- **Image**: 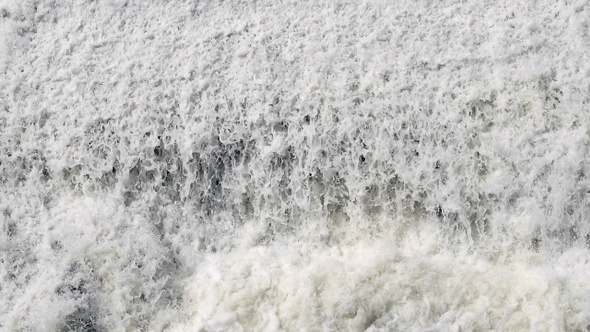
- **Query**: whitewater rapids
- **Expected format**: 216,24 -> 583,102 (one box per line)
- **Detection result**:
1,0 -> 590,331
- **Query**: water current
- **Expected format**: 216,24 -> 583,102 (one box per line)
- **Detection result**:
1,0 -> 590,330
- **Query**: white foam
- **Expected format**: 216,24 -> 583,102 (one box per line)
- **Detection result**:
1,0 -> 590,330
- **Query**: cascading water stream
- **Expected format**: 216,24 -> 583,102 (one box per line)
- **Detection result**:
1,0 -> 590,330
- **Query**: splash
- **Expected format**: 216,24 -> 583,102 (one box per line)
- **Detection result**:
1,0 -> 590,330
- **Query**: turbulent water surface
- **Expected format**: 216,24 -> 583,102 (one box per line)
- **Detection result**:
1,0 -> 590,331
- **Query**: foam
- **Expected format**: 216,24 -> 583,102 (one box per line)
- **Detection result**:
1,0 -> 590,330
172,225 -> 590,331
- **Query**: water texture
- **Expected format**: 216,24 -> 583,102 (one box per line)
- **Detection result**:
1,0 -> 590,330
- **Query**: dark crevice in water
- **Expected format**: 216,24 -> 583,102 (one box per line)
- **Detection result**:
60,307 -> 102,332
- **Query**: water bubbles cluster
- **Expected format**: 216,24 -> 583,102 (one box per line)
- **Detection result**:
1,0 -> 590,330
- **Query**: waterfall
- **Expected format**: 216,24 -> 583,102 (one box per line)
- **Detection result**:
1,0 -> 590,330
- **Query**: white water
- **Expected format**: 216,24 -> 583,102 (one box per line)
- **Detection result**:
1,0 -> 590,331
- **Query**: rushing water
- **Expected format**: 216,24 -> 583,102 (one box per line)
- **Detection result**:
1,0 -> 590,331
